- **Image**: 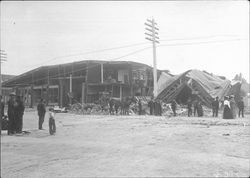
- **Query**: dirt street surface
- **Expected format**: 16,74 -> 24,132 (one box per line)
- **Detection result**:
1,111 -> 250,178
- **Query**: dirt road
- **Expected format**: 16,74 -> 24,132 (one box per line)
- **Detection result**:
1,111 -> 250,177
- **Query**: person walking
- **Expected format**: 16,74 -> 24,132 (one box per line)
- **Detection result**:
37,99 -> 46,130
237,97 -> 244,118
7,93 -> 16,135
48,108 -> 56,135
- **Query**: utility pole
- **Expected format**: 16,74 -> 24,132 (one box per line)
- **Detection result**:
145,18 -> 159,98
0,50 -> 7,135
0,50 -> 7,96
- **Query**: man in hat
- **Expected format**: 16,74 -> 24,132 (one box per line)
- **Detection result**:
148,97 -> 154,115
237,97 -> 244,118
15,95 -> 25,133
212,97 -> 219,117
7,92 -> 16,135
37,99 -> 46,130
138,99 -> 142,115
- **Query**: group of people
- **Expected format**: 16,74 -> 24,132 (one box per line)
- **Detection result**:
175,98 -> 204,117
2,93 -> 56,135
148,98 -> 162,116
37,99 -> 56,135
6,93 -> 25,135
223,95 -> 244,119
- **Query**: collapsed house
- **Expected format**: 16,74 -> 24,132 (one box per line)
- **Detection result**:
3,60 -> 164,107
156,69 -> 241,107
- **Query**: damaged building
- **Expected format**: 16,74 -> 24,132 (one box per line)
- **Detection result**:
3,60 -> 162,107
156,69 -> 242,107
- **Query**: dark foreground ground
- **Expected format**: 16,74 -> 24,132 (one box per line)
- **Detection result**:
1,111 -> 250,178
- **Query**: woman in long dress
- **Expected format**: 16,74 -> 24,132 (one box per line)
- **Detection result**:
223,96 -> 233,119
229,95 -> 237,119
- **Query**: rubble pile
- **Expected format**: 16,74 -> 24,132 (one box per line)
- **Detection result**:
68,100 -> 219,117
69,103 -> 109,115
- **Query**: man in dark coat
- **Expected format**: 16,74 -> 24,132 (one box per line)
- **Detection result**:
37,99 -> 46,130
109,98 -> 114,115
187,98 -> 192,117
214,97 -> 219,117
138,99 -> 142,115
154,99 -> 159,116
148,97 -> 154,115
193,99 -> 199,117
197,101 -> 203,117
1,95 -> 4,118
237,97 -> 244,118
171,100 -> 177,117
7,93 -> 16,135
15,96 -> 25,133
212,97 -> 219,117
157,100 -> 162,116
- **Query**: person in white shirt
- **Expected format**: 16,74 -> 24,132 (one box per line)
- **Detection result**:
48,108 -> 56,135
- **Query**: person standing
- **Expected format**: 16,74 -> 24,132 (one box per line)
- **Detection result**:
229,95 -> 237,119
7,93 -> 16,135
138,99 -> 142,115
171,100 -> 177,117
211,98 -> 216,117
223,96 -> 233,119
197,101 -> 203,117
153,99 -> 158,116
193,99 -> 198,117
48,108 -> 56,135
37,99 -> 46,130
109,98 -> 114,115
1,95 -> 4,118
214,97 -> 219,117
158,100 -> 162,116
187,98 -> 192,117
237,97 -> 244,118
148,97 -> 154,115
15,96 -> 25,133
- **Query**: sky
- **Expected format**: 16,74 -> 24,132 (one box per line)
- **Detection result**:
1,1 -> 249,82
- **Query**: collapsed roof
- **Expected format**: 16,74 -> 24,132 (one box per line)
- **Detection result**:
156,69 -> 241,107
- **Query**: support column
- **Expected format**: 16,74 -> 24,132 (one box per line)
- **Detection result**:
46,68 -> 50,106
85,63 -> 89,103
30,85 -> 34,108
120,84 -> 122,100
69,74 -> 72,105
101,63 -> 103,83
59,79 -> 63,107
129,64 -> 133,96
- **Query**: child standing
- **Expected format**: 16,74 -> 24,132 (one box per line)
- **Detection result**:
48,108 -> 56,135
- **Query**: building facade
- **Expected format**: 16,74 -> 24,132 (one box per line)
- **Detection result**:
3,60 -> 160,107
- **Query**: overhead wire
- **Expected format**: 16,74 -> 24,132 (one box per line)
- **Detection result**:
6,37 -> 247,86
7,46 -> 152,86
